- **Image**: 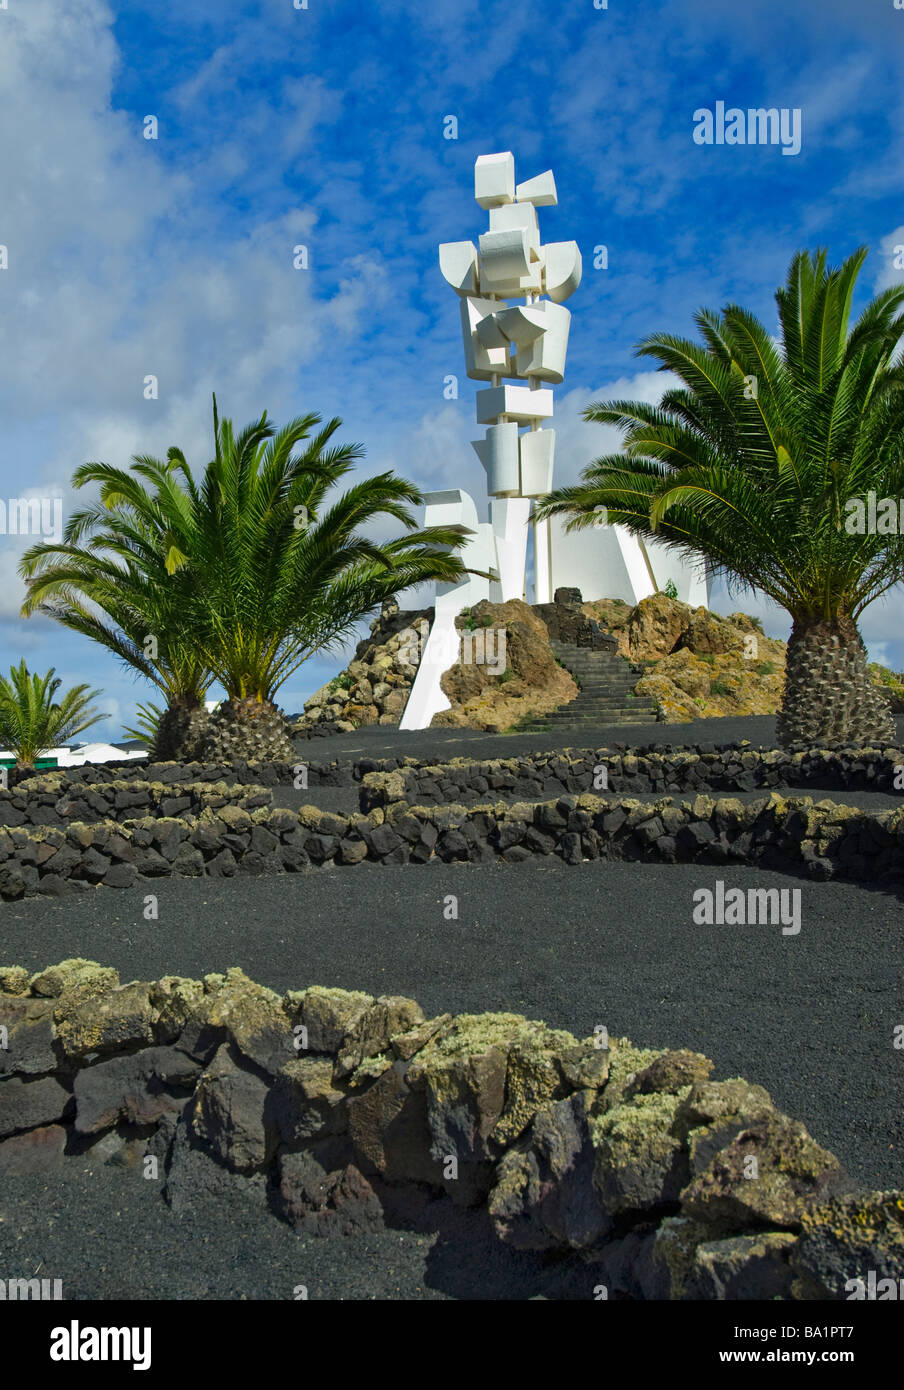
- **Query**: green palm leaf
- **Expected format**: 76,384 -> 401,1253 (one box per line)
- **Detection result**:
534,247 -> 904,745
0,663 -> 105,767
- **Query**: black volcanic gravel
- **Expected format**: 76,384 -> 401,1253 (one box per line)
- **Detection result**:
3,712 -> 904,1300
1,858 -> 902,1300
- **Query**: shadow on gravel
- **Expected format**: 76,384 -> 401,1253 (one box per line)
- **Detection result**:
374,1184 -> 607,1301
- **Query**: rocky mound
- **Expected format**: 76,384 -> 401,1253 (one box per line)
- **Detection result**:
433,599 -> 577,733
294,597 -> 577,736
296,591 -> 789,732
869,663 -> 904,714
297,599 -> 430,733
293,585 -> 904,735
585,594 -> 787,722
2,958 -> 901,1299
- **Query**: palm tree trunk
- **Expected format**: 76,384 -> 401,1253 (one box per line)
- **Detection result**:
203,697 -> 295,762
776,615 -> 895,747
152,697 -> 211,762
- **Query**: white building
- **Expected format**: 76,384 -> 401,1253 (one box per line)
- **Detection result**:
0,741 -> 147,769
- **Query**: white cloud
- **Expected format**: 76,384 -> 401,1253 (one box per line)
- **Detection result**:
874,226 -> 904,292
0,1 -> 392,635
867,641 -> 893,668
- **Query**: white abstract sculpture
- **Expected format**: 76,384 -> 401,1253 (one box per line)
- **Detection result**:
400,152 -> 578,730
399,152 -> 709,730
443,151 -> 580,609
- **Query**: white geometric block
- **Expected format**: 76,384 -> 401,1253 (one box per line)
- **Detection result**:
519,428 -> 555,496
439,241 -> 479,296
473,422 -> 520,496
478,227 -> 531,287
399,488 -> 495,732
515,170 -> 558,206
510,301 -> 571,383
480,265 -> 544,298
532,508 -> 552,603
547,514 -> 653,606
475,152 -> 515,209
489,496 -> 531,602
476,384 -> 554,424
474,311 -> 509,351
488,201 -> 540,256
543,240 -> 583,302
460,296 -> 510,380
643,534 -> 711,606
494,304 -> 548,346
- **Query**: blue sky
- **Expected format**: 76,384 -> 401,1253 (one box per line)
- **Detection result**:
1,0 -> 903,738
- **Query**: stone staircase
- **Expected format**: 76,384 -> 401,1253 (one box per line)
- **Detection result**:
518,640 -> 659,731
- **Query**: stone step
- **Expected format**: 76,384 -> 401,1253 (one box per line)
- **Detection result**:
562,665 -> 640,677
558,709 -> 656,717
559,692 -> 654,704
519,715 -> 659,730
551,697 -> 658,710
566,687 -> 648,696
551,649 -> 629,659
562,698 -> 654,708
546,710 -> 658,722
561,661 -> 636,669
554,657 -> 636,669
567,691 -> 653,700
545,713 -> 658,722
564,669 -> 641,679
532,638 -> 660,729
552,648 -> 627,657
541,722 -> 658,730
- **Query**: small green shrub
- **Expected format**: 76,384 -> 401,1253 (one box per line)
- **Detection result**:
710,680 -> 733,697
462,611 -> 495,631
755,660 -> 777,676
869,662 -> 903,689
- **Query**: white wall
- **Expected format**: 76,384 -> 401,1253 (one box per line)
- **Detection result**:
547,516 -> 710,607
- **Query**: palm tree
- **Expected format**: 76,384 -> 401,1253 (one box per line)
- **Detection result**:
534,248 -> 904,746
0,662 -> 105,769
122,700 -> 165,748
21,398 -> 474,760
19,458 -> 212,759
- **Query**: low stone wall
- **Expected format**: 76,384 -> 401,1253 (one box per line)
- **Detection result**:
9,758 -> 360,790
0,959 -> 899,1299
1,791 -> 903,899
8,760 -> 301,789
11,744 -> 903,801
0,777 -> 271,829
358,745 -> 904,807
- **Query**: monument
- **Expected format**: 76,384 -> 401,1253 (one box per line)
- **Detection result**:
399,152 -> 709,730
